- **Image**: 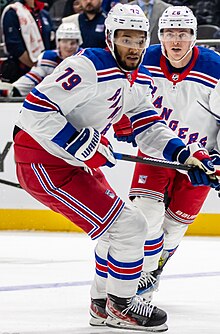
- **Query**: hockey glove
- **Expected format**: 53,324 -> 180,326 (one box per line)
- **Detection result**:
65,127 -> 116,169
176,143 -> 219,188
113,114 -> 137,147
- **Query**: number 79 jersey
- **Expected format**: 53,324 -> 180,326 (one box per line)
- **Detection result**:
16,47 -> 185,167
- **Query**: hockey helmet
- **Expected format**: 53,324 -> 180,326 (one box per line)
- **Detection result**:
105,3 -> 150,55
56,23 -> 82,46
158,6 -> 197,42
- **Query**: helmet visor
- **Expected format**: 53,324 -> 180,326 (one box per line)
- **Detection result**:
113,36 -> 147,49
160,31 -> 194,42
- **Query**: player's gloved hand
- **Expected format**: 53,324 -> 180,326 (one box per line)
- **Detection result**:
176,143 -> 219,188
65,127 -> 116,169
113,114 -> 137,147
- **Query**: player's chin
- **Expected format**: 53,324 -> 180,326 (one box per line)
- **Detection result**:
125,59 -> 140,70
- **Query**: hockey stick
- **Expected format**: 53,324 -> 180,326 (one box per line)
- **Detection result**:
0,179 -> 22,188
114,152 -> 191,171
114,152 -> 220,177
197,100 -> 220,120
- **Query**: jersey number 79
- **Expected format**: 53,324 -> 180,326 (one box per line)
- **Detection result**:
56,67 -> 81,90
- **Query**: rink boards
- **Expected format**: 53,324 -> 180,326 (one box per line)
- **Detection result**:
0,100 -> 220,236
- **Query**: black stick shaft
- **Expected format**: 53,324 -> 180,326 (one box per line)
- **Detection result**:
114,152 -> 191,171
0,179 -> 22,188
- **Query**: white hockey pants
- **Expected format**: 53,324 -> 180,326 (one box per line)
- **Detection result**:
132,197 -> 188,272
90,203 -> 148,299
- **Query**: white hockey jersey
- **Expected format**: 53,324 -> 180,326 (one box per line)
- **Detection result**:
142,45 -> 220,151
16,48 -> 186,167
13,50 -> 63,97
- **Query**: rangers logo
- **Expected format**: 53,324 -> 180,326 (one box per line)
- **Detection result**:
172,73 -> 179,81
105,189 -> 115,199
138,175 -> 147,184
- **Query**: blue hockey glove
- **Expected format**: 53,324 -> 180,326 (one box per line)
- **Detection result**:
113,114 -> 137,147
65,127 -> 116,169
176,143 -> 219,188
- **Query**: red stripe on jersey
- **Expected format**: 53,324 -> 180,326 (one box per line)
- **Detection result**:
189,71 -> 218,84
108,262 -> 143,275
144,239 -> 163,251
96,263 -> 108,273
26,92 -> 58,110
133,115 -> 162,130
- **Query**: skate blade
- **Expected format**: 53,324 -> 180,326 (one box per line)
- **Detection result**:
89,317 -> 106,326
106,316 -> 168,332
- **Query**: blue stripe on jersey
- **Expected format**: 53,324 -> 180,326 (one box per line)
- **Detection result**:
133,120 -> 165,137
108,253 -> 143,280
98,74 -> 125,82
24,88 -> 62,113
144,244 -> 163,256
185,77 -> 216,88
163,137 -> 185,161
135,79 -> 153,86
144,234 -> 164,256
145,234 -> 164,245
95,252 -> 108,278
108,253 -> 143,268
108,269 -> 141,280
130,110 -> 166,136
51,122 -> 77,148
23,100 -> 48,112
95,252 -> 107,266
96,269 -> 108,278
149,72 -> 165,79
24,74 -> 40,85
130,110 -> 159,123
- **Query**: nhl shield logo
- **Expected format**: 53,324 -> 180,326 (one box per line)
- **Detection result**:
172,73 -> 179,81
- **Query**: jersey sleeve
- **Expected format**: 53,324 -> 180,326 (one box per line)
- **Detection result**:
16,54 -> 98,166
13,52 -> 58,97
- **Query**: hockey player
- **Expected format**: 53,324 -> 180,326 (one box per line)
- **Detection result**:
114,6 -> 220,301
13,3 -> 218,331
11,22 -> 82,97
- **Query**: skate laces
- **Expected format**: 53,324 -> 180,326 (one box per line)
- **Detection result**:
121,296 -> 154,318
138,271 -> 158,291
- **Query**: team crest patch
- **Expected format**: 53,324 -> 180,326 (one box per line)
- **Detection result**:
138,175 -> 147,184
105,189 -> 115,199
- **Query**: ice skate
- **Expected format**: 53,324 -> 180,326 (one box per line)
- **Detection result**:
137,250 -> 171,300
137,270 -> 161,301
106,293 -> 168,332
89,298 -> 107,326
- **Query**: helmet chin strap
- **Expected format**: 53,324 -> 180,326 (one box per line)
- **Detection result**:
161,40 -> 195,64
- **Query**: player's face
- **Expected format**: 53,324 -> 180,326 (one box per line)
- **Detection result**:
114,30 -> 147,71
59,39 -> 79,59
161,28 -> 193,64
80,0 -> 102,14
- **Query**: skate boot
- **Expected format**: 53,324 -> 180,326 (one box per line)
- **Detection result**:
137,270 -> 161,301
106,293 -> 168,332
89,298 -> 107,326
137,250 -> 172,301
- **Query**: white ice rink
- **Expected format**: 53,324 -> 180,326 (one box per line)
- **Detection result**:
0,231 -> 220,334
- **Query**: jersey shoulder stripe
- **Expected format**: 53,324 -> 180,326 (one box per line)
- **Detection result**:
24,88 -> 61,113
